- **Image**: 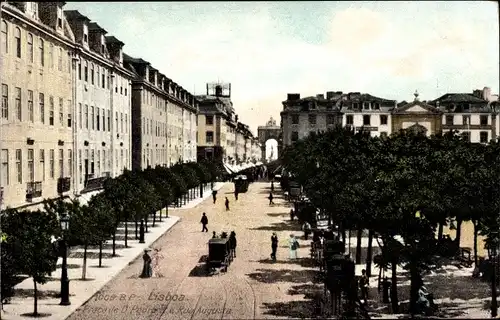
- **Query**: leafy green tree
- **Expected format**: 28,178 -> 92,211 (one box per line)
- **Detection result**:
16,209 -> 59,316
145,166 -> 173,224
104,174 -> 134,250
87,193 -> 116,267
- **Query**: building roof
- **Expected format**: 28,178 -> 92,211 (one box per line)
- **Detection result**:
433,93 -> 488,104
88,22 -> 107,34
105,36 -> 124,46
64,10 -> 91,22
123,52 -> 149,65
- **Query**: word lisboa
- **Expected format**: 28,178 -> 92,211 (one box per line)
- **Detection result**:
148,290 -> 185,301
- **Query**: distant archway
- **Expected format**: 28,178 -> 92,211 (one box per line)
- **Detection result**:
258,117 -> 282,163
265,139 -> 278,162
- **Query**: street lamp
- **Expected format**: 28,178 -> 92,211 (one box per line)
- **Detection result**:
59,213 -> 71,306
491,232 -> 499,318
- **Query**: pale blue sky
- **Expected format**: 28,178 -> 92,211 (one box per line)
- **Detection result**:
66,1 -> 499,133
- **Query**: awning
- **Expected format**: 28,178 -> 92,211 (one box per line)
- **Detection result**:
77,190 -> 103,206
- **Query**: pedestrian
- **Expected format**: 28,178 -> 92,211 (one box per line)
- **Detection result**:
271,232 -> 278,261
152,248 -> 164,277
290,209 -> 295,221
271,181 -> 274,192
268,192 -> 274,205
230,231 -> 237,257
360,269 -> 369,304
212,231 -> 217,238
225,197 -> 230,211
302,221 -> 312,240
288,234 -> 299,259
212,189 -> 217,204
140,249 -> 153,278
235,190 -> 239,201
200,213 -> 208,232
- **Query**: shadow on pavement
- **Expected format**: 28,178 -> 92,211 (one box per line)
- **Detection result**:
13,288 -> 76,300
246,268 -> 320,284
253,258 -> 318,268
55,263 -> 80,269
267,212 -> 291,218
68,251 -> 121,259
249,222 -> 301,232
20,312 -> 52,318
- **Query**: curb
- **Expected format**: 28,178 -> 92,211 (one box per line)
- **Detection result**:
65,216 -> 181,319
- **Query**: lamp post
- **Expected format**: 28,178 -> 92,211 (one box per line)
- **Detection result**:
139,219 -> 145,244
59,213 -> 71,305
491,232 -> 499,318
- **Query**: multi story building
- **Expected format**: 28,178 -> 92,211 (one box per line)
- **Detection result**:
236,122 -> 253,162
196,83 -> 235,163
65,10 -> 134,194
124,54 -> 198,170
1,2 -> 75,209
428,88 -> 498,143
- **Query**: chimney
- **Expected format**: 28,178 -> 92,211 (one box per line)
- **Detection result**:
287,93 -> 300,100
483,87 -> 492,101
316,94 -> 324,99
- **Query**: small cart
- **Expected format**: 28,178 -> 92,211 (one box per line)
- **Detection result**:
234,175 -> 249,193
206,238 -> 231,274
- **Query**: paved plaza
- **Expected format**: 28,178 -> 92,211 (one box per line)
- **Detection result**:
67,182 -> 317,320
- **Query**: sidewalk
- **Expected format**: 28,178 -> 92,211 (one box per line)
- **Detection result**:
2,183 -> 224,320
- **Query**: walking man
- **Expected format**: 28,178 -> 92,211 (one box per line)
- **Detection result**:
360,269 -> 369,304
212,189 -> 217,204
200,213 -> 208,232
271,232 -> 278,261
225,197 -> 230,211
302,221 -> 312,240
268,192 -> 274,205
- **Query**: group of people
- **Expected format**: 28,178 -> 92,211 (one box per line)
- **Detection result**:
140,248 -> 164,278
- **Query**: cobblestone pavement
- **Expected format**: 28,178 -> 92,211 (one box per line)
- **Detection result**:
67,182 -> 319,320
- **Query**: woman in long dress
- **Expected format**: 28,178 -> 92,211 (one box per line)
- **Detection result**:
140,249 -> 153,278
152,249 -> 164,277
289,234 -> 299,259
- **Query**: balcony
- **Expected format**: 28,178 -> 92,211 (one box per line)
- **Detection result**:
26,181 -> 43,202
57,177 -> 71,194
83,176 -> 108,193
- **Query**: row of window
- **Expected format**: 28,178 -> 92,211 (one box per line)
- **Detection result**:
1,20 -> 71,73
142,117 -> 167,137
289,130 -> 490,143
78,103 -> 128,133
445,115 -> 489,126
291,114 -> 389,126
0,148 -> 72,186
77,60 -> 129,97
1,84 -> 71,126
76,148 -> 128,185
142,148 -> 168,168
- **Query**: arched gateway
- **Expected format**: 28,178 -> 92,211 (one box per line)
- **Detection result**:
257,117 -> 282,162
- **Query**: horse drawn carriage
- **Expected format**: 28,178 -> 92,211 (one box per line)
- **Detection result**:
205,232 -> 237,274
234,175 -> 249,193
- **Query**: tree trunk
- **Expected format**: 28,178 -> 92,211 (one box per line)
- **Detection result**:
99,241 -> 103,267
455,218 -> 463,249
153,211 -> 156,227
378,265 -> 383,291
125,220 -> 129,248
356,229 -> 362,264
409,263 -> 419,315
473,219 -> 478,266
366,229 -> 374,277
134,219 -> 138,240
145,215 -> 149,233
391,256 -> 399,313
166,205 -> 169,218
82,243 -> 87,280
437,222 -> 444,240
33,280 -> 38,316
112,230 -> 117,256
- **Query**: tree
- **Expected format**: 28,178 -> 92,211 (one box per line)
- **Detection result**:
16,209 -> 58,316
87,193 -> 116,267
146,166 -> 173,224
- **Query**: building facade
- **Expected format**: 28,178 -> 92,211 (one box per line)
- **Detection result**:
124,54 -> 197,170
65,11 -> 134,194
1,2 -> 75,209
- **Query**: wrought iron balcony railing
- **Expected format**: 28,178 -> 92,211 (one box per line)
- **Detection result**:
26,181 -> 42,202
